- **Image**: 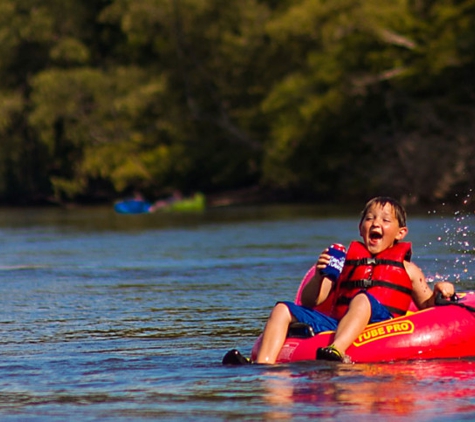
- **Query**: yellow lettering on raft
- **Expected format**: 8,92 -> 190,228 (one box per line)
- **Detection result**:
353,320 -> 415,347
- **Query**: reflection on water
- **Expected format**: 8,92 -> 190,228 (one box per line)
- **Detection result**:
260,360 -> 475,420
0,205 -> 474,420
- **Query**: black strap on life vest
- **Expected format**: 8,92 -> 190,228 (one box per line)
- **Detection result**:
344,258 -> 405,268
339,279 -> 413,294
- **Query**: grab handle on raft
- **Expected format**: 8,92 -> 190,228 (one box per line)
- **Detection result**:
435,292 -> 459,306
435,292 -> 475,313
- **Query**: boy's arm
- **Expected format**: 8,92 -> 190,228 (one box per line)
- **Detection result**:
405,261 -> 455,309
300,251 -> 333,308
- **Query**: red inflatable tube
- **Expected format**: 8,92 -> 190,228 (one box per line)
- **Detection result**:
251,268 -> 475,363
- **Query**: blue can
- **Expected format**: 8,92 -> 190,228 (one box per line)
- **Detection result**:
320,243 -> 346,282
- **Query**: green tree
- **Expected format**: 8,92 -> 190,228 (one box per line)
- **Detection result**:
99,0 -> 272,194
0,0 -> 105,202
1,0 -> 475,205
260,0 -> 475,203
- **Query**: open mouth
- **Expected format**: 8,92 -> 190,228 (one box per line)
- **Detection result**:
369,232 -> 382,241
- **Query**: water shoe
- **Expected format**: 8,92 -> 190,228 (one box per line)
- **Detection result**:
222,349 -> 251,365
316,345 -> 344,362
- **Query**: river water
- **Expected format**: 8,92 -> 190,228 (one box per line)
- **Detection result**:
0,204 -> 474,421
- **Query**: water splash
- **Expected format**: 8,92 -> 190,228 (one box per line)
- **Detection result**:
426,191 -> 475,284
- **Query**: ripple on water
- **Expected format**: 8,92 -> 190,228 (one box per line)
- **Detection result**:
0,207 -> 474,421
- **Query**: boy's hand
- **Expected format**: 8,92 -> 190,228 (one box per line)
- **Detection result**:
316,249 -> 331,273
434,281 -> 455,299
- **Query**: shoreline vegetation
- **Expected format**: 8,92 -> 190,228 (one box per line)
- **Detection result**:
1,2 -> 475,208
1,185 -> 473,218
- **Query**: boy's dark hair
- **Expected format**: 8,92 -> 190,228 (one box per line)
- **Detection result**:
360,197 -> 407,228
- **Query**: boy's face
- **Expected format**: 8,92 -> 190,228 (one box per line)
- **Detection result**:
359,202 -> 408,255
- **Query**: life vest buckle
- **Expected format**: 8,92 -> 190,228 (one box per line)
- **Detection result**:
362,279 -> 373,288
366,257 -> 377,265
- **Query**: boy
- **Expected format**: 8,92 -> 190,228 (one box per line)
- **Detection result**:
254,196 -> 455,364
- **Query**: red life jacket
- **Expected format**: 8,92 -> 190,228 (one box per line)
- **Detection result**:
331,241 -> 413,320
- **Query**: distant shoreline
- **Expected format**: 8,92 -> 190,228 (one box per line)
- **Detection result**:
0,186 -> 473,216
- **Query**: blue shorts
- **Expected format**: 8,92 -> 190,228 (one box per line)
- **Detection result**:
281,291 -> 393,334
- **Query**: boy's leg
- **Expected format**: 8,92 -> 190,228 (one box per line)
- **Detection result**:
318,292 -> 393,361
256,303 -> 294,364
331,292 -> 371,354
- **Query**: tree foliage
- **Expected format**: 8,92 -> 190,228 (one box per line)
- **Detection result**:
0,0 -> 474,205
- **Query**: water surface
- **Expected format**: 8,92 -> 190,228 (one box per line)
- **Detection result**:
0,205 -> 474,421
